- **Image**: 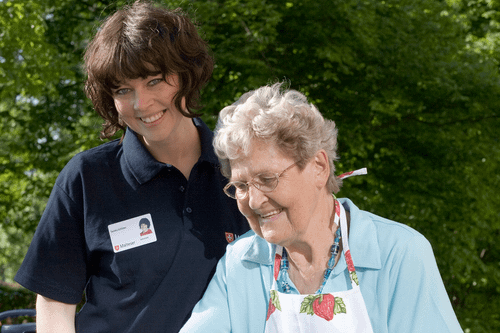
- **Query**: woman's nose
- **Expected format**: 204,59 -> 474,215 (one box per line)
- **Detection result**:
133,89 -> 154,111
247,185 -> 268,210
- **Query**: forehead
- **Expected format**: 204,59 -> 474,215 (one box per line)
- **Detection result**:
112,62 -> 162,84
229,140 -> 293,180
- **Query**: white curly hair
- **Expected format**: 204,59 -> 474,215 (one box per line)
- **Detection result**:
214,82 -> 342,193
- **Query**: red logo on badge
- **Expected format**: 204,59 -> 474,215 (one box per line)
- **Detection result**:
115,245 -> 120,251
225,232 -> 235,243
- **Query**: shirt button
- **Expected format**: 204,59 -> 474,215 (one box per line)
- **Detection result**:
186,207 -> 192,213
179,186 -> 185,192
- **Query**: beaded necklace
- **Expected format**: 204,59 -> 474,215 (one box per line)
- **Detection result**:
276,168 -> 367,295
279,220 -> 342,294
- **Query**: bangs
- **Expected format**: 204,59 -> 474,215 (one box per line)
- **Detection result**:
114,55 -> 158,83
104,45 -> 167,90
90,32 -> 172,91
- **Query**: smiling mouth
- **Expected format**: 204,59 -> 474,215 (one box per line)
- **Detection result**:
141,110 -> 165,123
259,209 -> 283,223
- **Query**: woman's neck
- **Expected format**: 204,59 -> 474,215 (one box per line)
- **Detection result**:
284,196 -> 341,294
141,118 -> 201,179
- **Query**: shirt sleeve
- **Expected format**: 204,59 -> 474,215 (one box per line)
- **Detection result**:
387,234 -> 463,333
179,254 -> 232,333
15,168 -> 88,304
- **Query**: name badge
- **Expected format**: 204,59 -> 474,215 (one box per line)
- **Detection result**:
108,213 -> 157,253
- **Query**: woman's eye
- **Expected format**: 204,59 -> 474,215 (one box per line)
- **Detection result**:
234,183 -> 247,190
257,175 -> 276,184
113,88 -> 130,96
149,78 -> 164,86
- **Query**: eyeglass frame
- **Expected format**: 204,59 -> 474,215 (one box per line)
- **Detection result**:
223,159 -> 302,200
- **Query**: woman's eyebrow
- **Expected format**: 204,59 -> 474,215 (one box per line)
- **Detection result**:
145,71 -> 163,77
230,168 -> 276,182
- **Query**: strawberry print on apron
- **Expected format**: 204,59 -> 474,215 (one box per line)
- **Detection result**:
264,193 -> 374,332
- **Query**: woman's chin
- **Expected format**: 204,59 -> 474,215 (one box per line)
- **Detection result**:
261,230 -> 286,245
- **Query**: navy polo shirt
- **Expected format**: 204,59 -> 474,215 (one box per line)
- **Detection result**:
15,118 -> 249,333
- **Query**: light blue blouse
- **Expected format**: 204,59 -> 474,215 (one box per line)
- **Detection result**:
180,198 -> 463,333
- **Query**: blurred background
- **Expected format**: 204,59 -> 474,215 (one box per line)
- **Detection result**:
0,0 -> 499,331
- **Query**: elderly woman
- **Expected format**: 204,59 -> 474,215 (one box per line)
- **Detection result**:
180,83 -> 463,332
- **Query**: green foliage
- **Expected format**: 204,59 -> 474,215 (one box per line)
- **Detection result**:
0,1 -> 67,100
0,283 -> 36,312
181,0 -> 282,128
0,283 -> 36,324
0,0 -> 499,331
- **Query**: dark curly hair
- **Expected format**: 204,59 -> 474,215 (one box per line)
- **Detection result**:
84,0 -> 214,139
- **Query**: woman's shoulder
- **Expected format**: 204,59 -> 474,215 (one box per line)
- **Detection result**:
68,139 -> 122,165
54,140 -> 122,186
343,198 -> 427,241
61,140 -> 121,171
369,212 -> 432,262
366,210 -> 427,242
342,198 -> 433,262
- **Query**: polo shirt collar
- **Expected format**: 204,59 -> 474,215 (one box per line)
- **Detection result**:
194,117 -> 219,165
339,198 -> 382,270
241,233 -> 274,265
241,198 -> 382,270
122,118 -> 219,185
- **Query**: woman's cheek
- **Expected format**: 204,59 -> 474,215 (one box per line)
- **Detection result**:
237,201 -> 263,237
236,199 -> 250,216
247,216 -> 262,233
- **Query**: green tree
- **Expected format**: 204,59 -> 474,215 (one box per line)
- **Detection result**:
259,1 -> 500,331
1,0 -> 499,331
0,0 -> 106,281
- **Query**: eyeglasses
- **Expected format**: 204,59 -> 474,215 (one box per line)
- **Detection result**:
223,160 -> 302,200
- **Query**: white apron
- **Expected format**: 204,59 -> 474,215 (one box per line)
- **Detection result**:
264,198 -> 374,332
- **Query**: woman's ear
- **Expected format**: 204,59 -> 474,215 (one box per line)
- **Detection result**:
312,150 -> 330,188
